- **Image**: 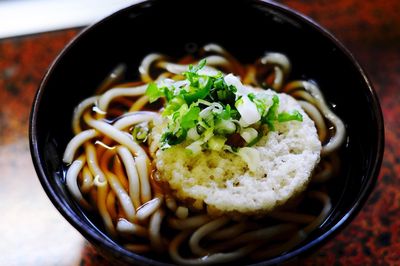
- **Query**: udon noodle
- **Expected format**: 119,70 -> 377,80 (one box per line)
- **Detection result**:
63,44 -> 345,264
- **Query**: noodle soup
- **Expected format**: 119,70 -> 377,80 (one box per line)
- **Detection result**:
62,44 -> 345,265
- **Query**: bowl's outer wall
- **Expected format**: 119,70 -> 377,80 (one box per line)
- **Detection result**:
30,0 -> 384,265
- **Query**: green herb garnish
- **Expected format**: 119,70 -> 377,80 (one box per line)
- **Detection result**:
132,122 -> 150,143
145,60 -> 303,152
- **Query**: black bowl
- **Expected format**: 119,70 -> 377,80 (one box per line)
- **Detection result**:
29,0 -> 384,265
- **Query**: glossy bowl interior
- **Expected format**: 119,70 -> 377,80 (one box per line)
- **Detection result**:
30,0 -> 384,265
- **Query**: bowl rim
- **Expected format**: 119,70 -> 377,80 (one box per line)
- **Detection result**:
29,0 -> 385,265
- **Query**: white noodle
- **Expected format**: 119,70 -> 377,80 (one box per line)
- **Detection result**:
157,61 -> 220,77
272,66 -> 284,90
116,218 -> 148,237
166,195 -> 177,211
63,129 -> 97,164
105,170 -> 136,222
169,231 -> 257,265
93,174 -> 106,187
65,157 -> 91,209
189,217 -> 230,256
312,160 -> 334,183
208,223 -> 248,240
113,111 -> 159,130
139,53 -> 166,82
202,43 -> 227,54
80,166 -> 93,193
202,44 -> 243,74
149,209 -> 165,252
135,155 -> 151,203
85,143 -> 107,183
252,192 -> 331,260
117,146 -> 141,209
299,100 -> 327,141
175,206 -> 189,219
201,55 -> 231,68
304,191 -> 331,233
85,119 -> 147,158
260,52 -> 291,75
97,84 -> 147,112
212,224 -> 297,253
92,105 -> 107,115
137,197 -> 163,221
93,174 -> 115,235
300,81 -> 346,155
168,215 -> 211,230
72,96 -> 98,134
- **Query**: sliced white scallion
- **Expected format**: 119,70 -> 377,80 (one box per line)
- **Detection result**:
187,127 -> 200,140
224,73 -> 248,95
199,106 -> 213,119
236,95 -> 261,127
215,119 -> 236,134
173,79 -> 190,89
240,128 -> 258,143
210,102 -> 224,113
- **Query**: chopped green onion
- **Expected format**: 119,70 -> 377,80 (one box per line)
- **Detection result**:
163,96 -> 186,116
240,128 -> 258,143
215,119 -> 236,134
132,122 -> 150,143
187,127 -> 200,140
263,95 -> 280,130
181,106 -> 201,129
147,60 -> 303,152
161,129 -> 187,147
146,83 -> 163,103
207,136 -> 227,151
278,110 -> 303,122
182,76 -> 212,104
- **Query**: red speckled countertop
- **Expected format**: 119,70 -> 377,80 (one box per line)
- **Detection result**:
1,1 -> 399,265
